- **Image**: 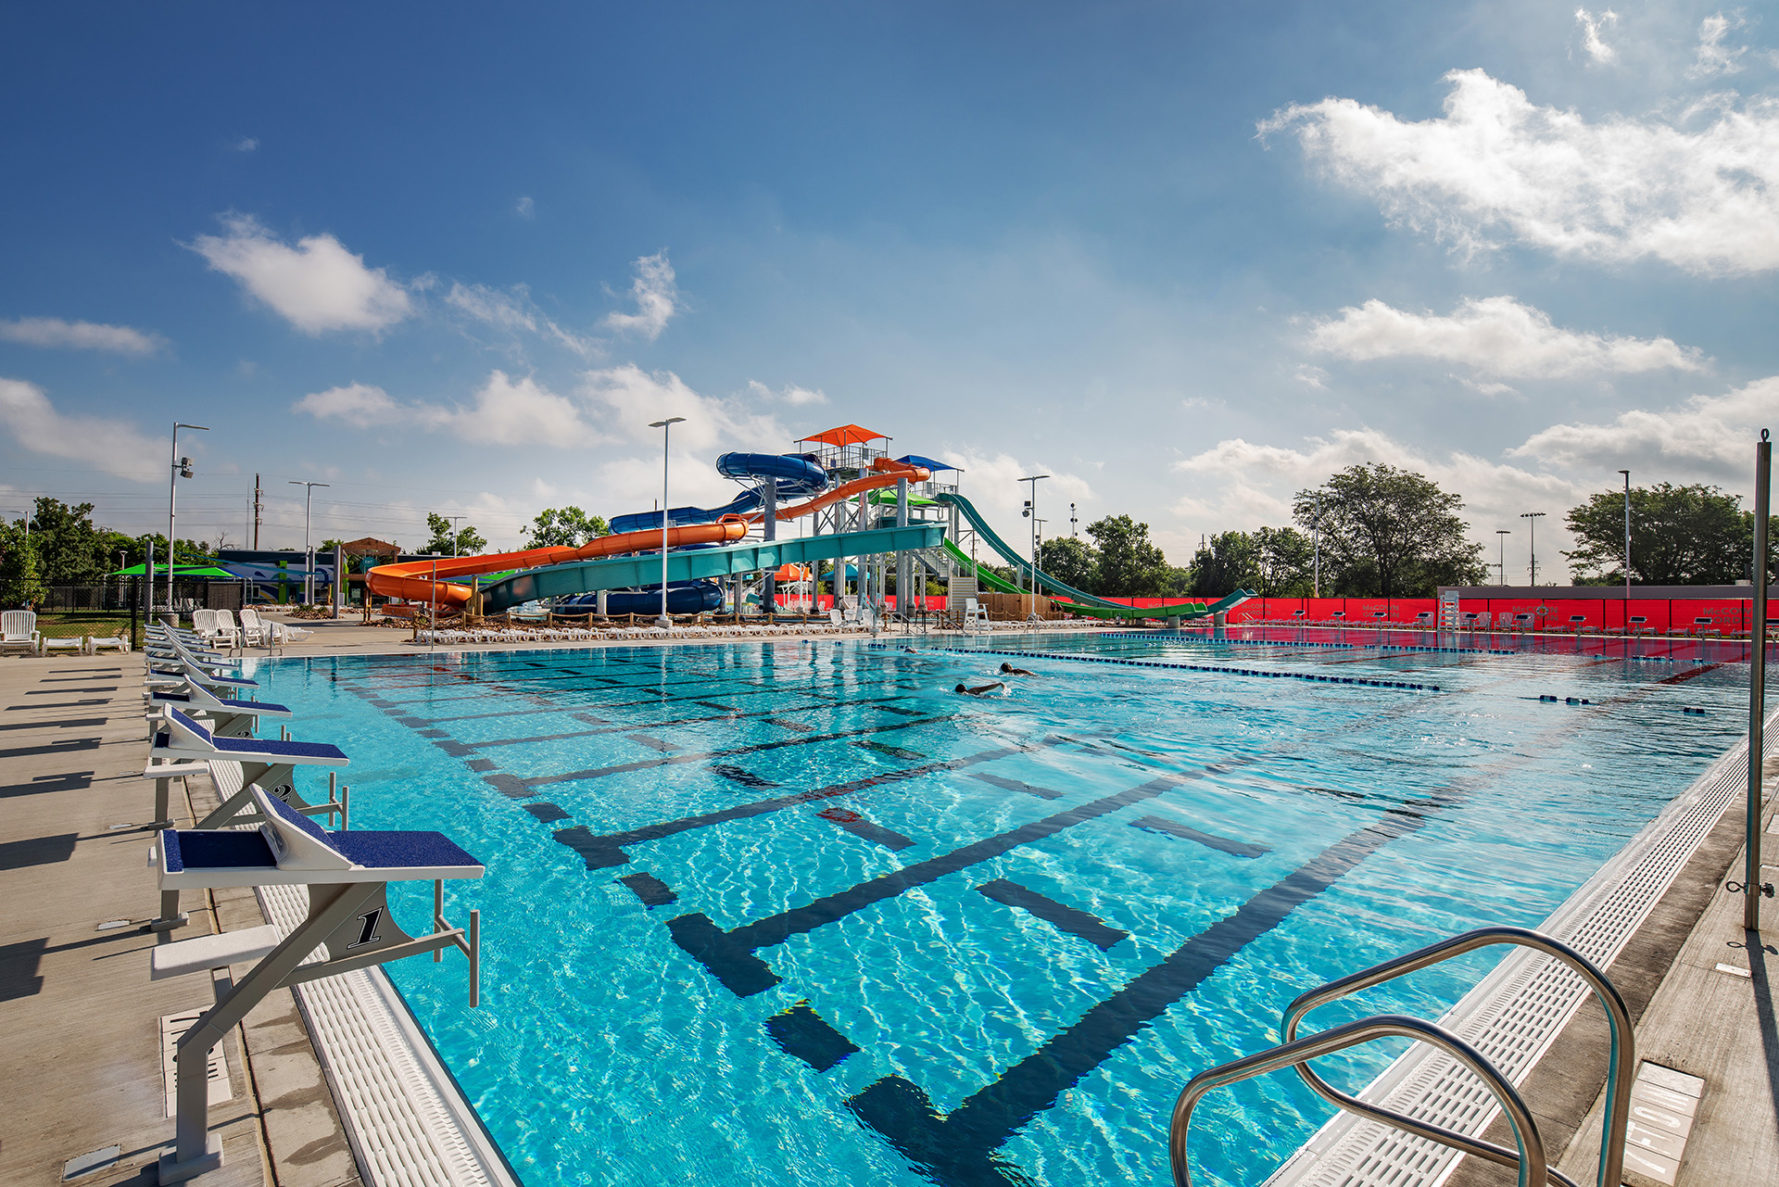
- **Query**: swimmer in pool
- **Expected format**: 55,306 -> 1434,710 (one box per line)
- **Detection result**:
954,681 -> 1006,696
999,662 -> 1036,676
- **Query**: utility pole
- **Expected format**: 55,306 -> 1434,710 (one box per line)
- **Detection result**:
253,473 -> 263,549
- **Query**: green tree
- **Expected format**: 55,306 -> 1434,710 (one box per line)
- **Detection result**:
0,522 -> 46,608
1188,531 -> 1261,596
423,513 -> 487,556
1292,464 -> 1486,596
1255,526 -> 1316,596
29,497 -> 108,583
1564,483 -> 1774,585
1085,515 -> 1172,596
525,506 -> 610,548
1036,536 -> 1098,591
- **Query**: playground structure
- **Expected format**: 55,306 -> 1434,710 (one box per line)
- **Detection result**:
368,423 -> 1247,625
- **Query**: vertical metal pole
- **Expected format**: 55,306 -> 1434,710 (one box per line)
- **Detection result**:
167,422 -> 178,619
1313,493 -> 1321,599
1746,431 -> 1770,932
146,538 -> 155,620
1619,469 -> 1632,601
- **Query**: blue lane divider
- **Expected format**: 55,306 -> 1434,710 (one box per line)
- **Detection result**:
868,644 -> 1442,692
1102,631 -> 1514,656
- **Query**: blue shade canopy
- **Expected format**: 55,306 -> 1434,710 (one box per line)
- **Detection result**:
895,454 -> 958,473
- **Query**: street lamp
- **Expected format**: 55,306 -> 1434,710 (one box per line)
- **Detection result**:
1312,493 -> 1322,599
1521,512 -> 1545,585
444,514 -> 467,558
169,422 -> 209,616
649,417 -> 685,628
1617,470 -> 1632,602
2,508 -> 31,543
1019,474 -> 1049,619
1069,502 -> 1078,538
288,480 -> 330,605
1495,530 -> 1511,586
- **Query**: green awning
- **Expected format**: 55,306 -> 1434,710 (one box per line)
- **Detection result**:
109,563 -> 235,579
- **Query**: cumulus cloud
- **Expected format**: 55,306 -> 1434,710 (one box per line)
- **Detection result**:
1510,375 -> 1776,481
1307,296 -> 1706,379
602,252 -> 678,340
1689,11 -> 1747,77
0,316 -> 165,356
935,448 -> 1094,529
445,281 -> 597,357
293,371 -> 603,447
581,364 -> 785,456
228,136 -> 259,153
1260,68 -> 1779,275
1293,365 -> 1329,390
188,214 -> 413,333
515,195 -> 535,218
1575,8 -> 1619,64
0,377 -> 164,481
747,379 -> 829,406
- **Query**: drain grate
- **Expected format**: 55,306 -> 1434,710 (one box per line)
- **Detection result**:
160,1011 -> 232,1117
1266,712 -> 1774,1187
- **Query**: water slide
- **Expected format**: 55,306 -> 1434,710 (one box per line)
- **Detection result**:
608,453 -> 828,534
936,492 -> 1250,620
366,519 -> 750,608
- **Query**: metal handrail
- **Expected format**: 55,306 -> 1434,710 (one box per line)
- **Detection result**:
1282,926 -> 1631,1187
1168,1014 -> 1548,1187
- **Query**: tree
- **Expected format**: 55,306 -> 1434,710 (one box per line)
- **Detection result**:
1188,531 -> 1261,596
29,497 -> 108,583
1292,464 -> 1486,597
1255,526 -> 1316,596
525,506 -> 610,548
424,513 -> 487,556
0,522 -> 46,608
1564,483 -> 1775,585
1085,515 -> 1172,596
1036,536 -> 1098,591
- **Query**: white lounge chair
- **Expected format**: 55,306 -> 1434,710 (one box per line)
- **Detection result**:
39,634 -> 85,656
1,610 -> 39,657
87,633 -> 131,655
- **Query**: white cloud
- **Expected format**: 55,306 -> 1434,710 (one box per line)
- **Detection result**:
515,195 -> 535,218
1293,365 -> 1329,390
293,371 -> 603,447
1575,8 -> 1619,64
1510,374 -> 1777,482
1260,68 -> 1779,276
445,281 -> 597,357
935,448 -> 1094,530
1307,296 -> 1705,379
0,316 -> 165,356
188,214 -> 414,333
747,379 -> 829,406
602,251 -> 678,341
228,136 -> 258,153
0,377 -> 164,481
1689,12 -> 1747,77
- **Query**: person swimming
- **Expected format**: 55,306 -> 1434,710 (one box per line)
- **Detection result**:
954,681 -> 1006,696
999,662 -> 1036,676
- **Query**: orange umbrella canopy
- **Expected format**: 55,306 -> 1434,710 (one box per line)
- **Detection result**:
800,423 -> 887,448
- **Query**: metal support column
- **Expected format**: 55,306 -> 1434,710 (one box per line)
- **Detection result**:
1745,430 -> 1771,931
762,483 -> 778,615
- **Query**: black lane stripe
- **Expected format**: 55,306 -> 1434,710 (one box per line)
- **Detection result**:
552,743 -> 1037,871
766,1002 -> 859,1073
818,807 -> 914,851
977,879 -> 1126,950
1657,662 -> 1725,685
523,714 -> 955,789
1132,814 -> 1269,859
844,812 -> 1420,1186
967,772 -> 1064,800
620,872 -> 678,907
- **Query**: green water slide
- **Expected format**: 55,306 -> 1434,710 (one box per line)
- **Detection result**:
936,492 -> 1251,620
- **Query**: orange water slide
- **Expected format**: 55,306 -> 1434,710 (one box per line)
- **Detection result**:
367,519 -> 750,607
742,457 -> 930,524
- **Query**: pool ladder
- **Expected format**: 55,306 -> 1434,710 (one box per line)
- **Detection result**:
1169,926 -> 1633,1187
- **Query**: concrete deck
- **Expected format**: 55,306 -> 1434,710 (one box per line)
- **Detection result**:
0,652 -> 360,1187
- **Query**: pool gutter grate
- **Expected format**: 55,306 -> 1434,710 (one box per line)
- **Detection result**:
1263,707 -> 1777,1187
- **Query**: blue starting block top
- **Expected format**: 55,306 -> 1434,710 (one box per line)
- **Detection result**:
151,687 -> 293,718
149,661 -> 258,689
159,787 -> 483,888
159,707 -> 347,766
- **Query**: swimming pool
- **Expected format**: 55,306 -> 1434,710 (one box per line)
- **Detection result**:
248,629 -> 1754,1186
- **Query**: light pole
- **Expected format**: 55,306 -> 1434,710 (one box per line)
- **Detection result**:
3,508 -> 31,543
649,417 -> 685,628
444,515 -> 467,557
1070,502 -> 1078,538
168,422 -> 209,616
1495,530 -> 1511,585
1019,474 -> 1049,619
1312,493 -> 1321,599
289,480 -> 330,605
1521,512 -> 1545,585
1617,470 -> 1632,603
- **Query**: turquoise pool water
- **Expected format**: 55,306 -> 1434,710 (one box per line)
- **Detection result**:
247,629 -> 1754,1186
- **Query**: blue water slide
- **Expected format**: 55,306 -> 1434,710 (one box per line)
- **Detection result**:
559,581 -> 723,615
715,452 -> 828,496
608,490 -> 762,535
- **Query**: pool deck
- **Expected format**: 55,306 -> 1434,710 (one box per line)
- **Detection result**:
1,620 -> 1773,1186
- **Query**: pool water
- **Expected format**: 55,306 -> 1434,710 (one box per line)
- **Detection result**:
248,629 -> 1754,1186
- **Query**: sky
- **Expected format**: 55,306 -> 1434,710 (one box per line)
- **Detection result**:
2,1 -> 1775,578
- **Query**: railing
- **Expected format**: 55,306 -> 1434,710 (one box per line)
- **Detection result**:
1169,926 -> 1632,1187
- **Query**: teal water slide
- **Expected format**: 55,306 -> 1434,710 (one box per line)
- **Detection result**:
936,492 -> 1251,620
478,525 -> 942,612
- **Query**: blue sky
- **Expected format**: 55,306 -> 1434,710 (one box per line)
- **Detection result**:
2,1 -> 1775,573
